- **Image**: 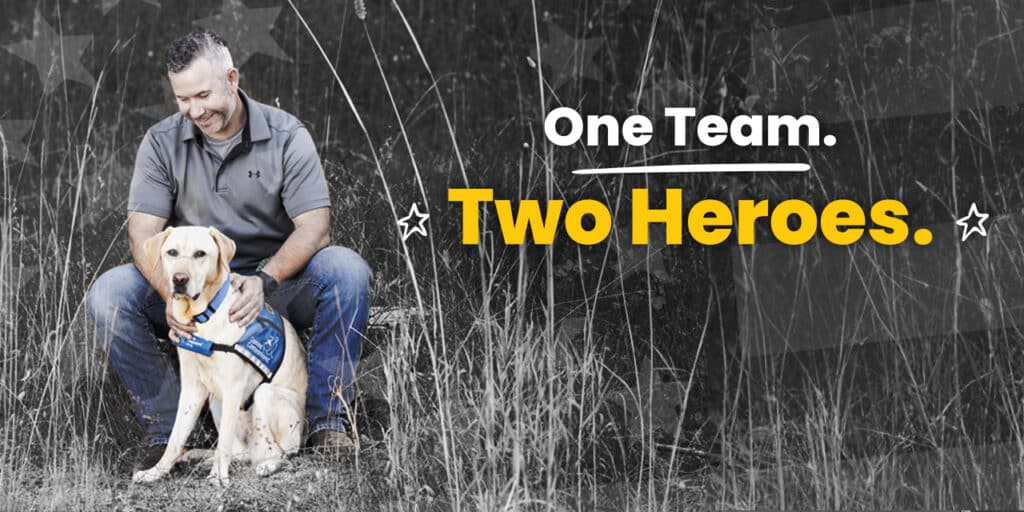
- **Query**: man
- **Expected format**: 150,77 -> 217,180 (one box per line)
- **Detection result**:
86,32 -> 371,467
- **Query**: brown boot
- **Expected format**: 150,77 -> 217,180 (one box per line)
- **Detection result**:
306,429 -> 358,458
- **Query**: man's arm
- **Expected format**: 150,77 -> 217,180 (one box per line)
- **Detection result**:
128,211 -> 171,301
228,207 -> 331,326
261,207 -> 331,283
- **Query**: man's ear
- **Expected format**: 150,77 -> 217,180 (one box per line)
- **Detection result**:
208,227 -> 236,277
141,227 -> 173,274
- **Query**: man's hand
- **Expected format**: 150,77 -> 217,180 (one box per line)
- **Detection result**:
229,273 -> 264,327
166,301 -> 197,343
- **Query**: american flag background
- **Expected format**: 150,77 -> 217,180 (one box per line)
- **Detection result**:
1,0 -> 1022,509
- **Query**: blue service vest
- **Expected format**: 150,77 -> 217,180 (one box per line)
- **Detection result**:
171,280 -> 286,408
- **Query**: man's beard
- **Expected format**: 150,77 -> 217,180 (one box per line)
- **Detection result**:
195,111 -> 226,135
193,98 -> 238,137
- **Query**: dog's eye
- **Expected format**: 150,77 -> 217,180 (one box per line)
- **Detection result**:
167,249 -> 178,257
194,250 -> 206,258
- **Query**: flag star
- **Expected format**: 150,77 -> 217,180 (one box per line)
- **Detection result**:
134,80 -> 176,121
5,11 -> 95,94
615,223 -> 667,281
193,0 -> 292,68
954,202 -> 990,242
539,22 -> 604,90
635,65 -> 687,115
0,120 -> 36,165
397,203 -> 430,241
99,0 -> 161,15
14,264 -> 41,295
8,18 -> 28,36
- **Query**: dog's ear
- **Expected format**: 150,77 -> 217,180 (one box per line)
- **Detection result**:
208,227 -> 236,276
140,227 -> 173,274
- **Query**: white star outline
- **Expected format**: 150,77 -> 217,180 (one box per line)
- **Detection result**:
954,202 -> 989,242
397,203 -> 430,241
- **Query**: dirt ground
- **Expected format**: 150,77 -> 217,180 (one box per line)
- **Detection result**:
16,441 -> 399,511
12,440 -> 709,511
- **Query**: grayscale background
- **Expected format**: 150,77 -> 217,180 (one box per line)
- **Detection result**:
1,0 -> 1020,509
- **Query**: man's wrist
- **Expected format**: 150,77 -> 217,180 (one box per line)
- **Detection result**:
256,270 -> 279,295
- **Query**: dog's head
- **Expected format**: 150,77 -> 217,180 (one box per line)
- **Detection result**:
142,226 -> 236,305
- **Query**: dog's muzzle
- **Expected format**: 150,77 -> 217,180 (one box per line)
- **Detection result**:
171,273 -> 200,299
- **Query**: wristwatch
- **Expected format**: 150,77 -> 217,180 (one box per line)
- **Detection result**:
256,270 -> 279,295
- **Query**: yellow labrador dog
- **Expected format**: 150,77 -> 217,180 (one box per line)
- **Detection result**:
132,226 -> 307,485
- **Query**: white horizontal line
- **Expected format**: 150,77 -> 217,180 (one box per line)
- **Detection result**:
572,163 -> 810,175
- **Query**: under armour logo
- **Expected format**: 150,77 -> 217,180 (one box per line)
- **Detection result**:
248,170 -> 261,179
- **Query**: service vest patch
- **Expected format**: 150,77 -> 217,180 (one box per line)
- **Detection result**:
231,304 -> 286,381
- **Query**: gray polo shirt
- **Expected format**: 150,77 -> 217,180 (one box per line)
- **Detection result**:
128,91 -> 331,271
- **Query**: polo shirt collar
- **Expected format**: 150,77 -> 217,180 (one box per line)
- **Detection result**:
242,90 -> 271,142
179,89 -> 270,144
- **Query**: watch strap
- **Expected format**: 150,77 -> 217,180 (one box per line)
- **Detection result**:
257,270 -> 278,295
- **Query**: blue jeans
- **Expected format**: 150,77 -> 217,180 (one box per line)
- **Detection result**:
86,246 -> 372,446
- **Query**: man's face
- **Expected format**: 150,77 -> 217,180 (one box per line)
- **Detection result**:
168,56 -> 240,139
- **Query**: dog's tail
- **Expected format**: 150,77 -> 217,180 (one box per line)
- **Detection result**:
180,446 -> 251,464
179,448 -> 214,464
178,450 -> 216,466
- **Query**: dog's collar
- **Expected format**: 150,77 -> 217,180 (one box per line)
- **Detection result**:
192,279 -> 231,324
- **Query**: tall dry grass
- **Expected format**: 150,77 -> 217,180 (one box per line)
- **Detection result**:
707,4 -> 1024,508
5,1 -> 1024,510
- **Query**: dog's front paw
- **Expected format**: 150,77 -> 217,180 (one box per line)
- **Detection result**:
132,467 -> 166,484
255,458 -> 282,477
206,468 -> 231,488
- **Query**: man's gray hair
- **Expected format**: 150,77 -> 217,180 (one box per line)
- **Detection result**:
165,31 -> 234,74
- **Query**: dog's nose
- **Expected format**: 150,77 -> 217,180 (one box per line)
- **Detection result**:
172,273 -> 189,290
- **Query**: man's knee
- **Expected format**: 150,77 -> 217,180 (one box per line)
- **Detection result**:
309,246 -> 373,299
86,264 -> 149,329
